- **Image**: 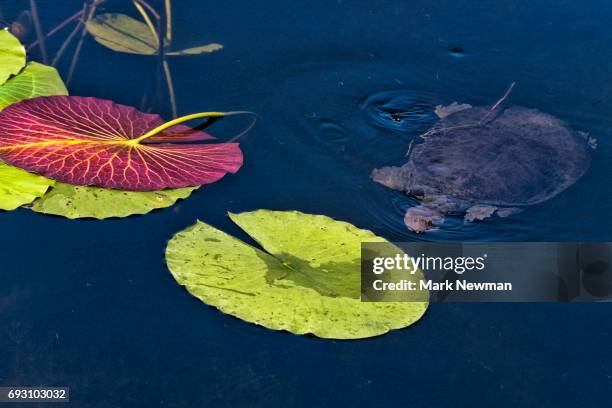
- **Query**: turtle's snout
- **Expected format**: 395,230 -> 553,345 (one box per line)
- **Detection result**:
371,166 -> 410,192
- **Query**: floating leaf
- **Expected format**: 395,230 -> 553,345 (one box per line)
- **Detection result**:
0,28 -> 26,85
86,13 -> 223,56
165,211 -> 428,339
166,43 -> 224,56
0,95 -> 243,191
0,161 -> 54,211
31,182 -> 197,219
0,62 -> 68,111
86,13 -> 160,55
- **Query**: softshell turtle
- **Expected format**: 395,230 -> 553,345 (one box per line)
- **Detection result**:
371,84 -> 596,233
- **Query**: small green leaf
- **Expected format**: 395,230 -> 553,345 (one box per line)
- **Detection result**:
0,162 -> 55,211
166,210 -> 428,339
0,62 -> 68,111
86,13 -> 161,55
0,28 -> 26,85
31,183 -> 198,219
167,43 -> 223,56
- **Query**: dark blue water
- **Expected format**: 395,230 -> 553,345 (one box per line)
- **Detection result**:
1,0 -> 611,406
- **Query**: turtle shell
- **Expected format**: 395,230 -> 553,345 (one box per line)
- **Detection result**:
392,106 -> 593,206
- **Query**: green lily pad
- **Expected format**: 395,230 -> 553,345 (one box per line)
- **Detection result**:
0,28 -> 26,85
0,62 -> 68,111
31,183 -> 199,219
165,210 -> 428,339
0,162 -> 55,211
86,13 -> 223,56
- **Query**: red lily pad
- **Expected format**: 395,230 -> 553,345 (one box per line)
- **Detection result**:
0,96 -> 243,191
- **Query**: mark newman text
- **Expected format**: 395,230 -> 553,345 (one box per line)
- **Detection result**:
372,279 -> 513,291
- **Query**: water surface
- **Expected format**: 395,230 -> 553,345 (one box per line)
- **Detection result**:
0,0 -> 611,406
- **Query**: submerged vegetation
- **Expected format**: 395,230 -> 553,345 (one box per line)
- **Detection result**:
1,0 -> 222,116
85,0 -> 223,117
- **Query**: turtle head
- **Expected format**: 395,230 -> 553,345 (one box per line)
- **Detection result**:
371,165 -> 414,193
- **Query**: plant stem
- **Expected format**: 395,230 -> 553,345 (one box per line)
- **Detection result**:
133,0 -> 161,22
27,0 -> 109,51
162,59 -> 177,118
165,0 -> 172,41
52,2 -> 88,67
66,2 -> 97,85
27,9 -> 81,51
134,0 -> 179,118
134,111 -> 251,142
132,0 -> 158,42
29,0 -> 48,63
132,0 -> 169,116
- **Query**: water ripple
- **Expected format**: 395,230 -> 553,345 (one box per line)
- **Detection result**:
359,90 -> 437,134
